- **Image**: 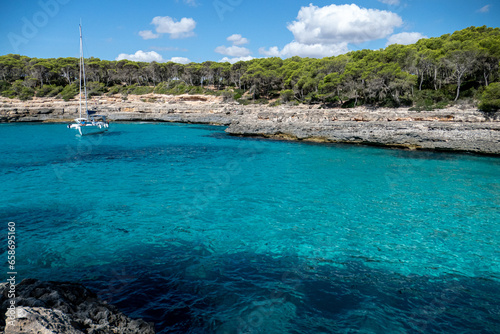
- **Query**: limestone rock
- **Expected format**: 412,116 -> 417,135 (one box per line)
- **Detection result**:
0,279 -> 155,334
226,107 -> 500,154
5,307 -> 83,334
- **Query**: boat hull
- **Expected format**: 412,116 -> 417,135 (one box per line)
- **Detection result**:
79,124 -> 108,136
69,123 -> 109,136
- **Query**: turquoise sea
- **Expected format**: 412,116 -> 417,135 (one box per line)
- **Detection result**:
1,122 -> 499,333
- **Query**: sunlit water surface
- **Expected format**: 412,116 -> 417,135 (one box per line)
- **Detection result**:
1,123 -> 499,333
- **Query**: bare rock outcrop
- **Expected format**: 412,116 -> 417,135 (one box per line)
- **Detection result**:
0,279 -> 155,334
225,106 -> 500,154
0,94 -> 232,124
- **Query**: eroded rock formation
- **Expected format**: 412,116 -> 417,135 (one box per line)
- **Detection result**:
0,279 -> 155,334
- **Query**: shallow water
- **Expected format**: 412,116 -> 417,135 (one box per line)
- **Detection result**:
1,123 -> 499,333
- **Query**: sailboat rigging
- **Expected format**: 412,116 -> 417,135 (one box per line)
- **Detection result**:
68,24 -> 109,135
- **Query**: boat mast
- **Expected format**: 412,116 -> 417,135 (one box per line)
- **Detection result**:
79,24 -> 82,119
80,24 -> 89,118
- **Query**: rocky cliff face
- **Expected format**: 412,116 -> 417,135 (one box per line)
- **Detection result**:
1,95 -> 499,154
225,106 -> 500,154
0,279 -> 155,334
0,94 -> 233,125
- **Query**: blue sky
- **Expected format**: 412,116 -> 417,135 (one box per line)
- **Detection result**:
1,0 -> 498,64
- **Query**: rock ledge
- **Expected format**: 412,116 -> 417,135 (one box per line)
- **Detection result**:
0,279 -> 155,334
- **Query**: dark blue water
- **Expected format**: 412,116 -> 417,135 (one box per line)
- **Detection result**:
1,123 -> 499,333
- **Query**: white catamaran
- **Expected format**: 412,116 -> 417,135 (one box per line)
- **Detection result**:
68,24 -> 109,136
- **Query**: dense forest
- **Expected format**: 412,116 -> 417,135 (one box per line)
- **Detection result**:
1,26 -> 499,111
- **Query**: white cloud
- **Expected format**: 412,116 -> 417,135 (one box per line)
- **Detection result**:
260,42 -> 349,58
169,57 -> 191,64
478,5 -> 490,13
227,34 -> 249,45
216,34 -> 251,58
219,56 -> 255,64
259,46 -> 281,57
386,32 -> 427,46
215,45 -> 251,57
139,30 -> 160,40
115,51 -> 190,64
378,0 -> 400,5
116,50 -> 165,62
257,4 -> 403,58
282,42 -> 349,58
287,4 -> 403,45
149,16 -> 196,39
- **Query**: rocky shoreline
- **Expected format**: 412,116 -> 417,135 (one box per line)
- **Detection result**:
0,279 -> 155,333
1,94 -> 499,155
226,107 -> 500,155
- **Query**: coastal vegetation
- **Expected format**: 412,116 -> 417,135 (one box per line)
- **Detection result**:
0,26 -> 499,111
